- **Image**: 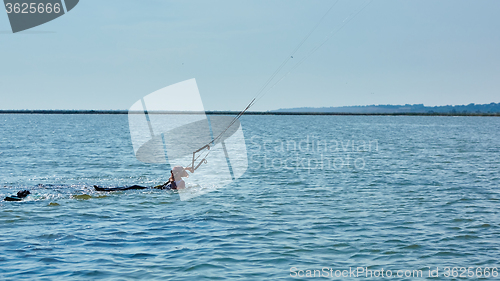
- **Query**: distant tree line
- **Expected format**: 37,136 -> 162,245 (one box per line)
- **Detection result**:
272,102 -> 500,114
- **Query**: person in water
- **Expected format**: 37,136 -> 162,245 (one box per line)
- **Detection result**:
154,166 -> 193,190
9,167 -> 194,200
94,166 -> 193,191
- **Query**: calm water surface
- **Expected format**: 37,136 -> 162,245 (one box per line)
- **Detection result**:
1,114 -> 499,280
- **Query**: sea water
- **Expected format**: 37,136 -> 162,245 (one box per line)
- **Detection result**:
1,114 -> 499,280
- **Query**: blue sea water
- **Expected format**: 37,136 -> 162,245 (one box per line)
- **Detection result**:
1,114 -> 499,280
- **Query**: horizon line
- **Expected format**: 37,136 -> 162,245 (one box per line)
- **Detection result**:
0,109 -> 498,117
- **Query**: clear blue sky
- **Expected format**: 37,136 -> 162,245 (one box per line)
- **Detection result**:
1,0 -> 499,111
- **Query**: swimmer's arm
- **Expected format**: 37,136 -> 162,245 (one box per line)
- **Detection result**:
152,183 -> 165,189
153,180 -> 171,189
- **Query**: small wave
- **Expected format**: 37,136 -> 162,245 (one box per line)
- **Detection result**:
184,263 -> 226,272
130,253 -> 157,259
39,257 -> 64,263
402,244 -> 422,249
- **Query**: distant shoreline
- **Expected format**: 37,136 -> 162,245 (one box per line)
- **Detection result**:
0,110 -> 499,116
273,102 -> 500,115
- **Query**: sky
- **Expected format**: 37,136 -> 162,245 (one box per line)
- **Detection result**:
0,0 -> 499,111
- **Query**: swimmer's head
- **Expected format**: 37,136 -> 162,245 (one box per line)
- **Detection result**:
172,166 -> 189,180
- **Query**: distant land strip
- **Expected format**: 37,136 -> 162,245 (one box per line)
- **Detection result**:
0,109 -> 499,116
273,102 -> 500,114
